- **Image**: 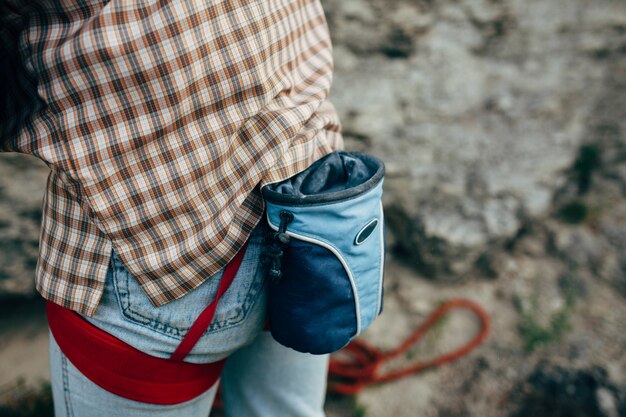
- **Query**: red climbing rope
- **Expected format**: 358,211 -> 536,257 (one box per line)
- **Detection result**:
328,298 -> 491,395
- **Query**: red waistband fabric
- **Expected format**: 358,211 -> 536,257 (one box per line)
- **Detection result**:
47,243 -> 248,405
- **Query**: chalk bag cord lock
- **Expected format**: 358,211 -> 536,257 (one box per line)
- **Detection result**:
263,210 -> 294,282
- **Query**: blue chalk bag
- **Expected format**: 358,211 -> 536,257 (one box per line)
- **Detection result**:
261,151 -> 385,354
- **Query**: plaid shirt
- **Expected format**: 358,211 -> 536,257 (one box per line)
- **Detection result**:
3,0 -> 342,316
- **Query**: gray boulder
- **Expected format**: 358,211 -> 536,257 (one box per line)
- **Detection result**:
326,0 -> 626,279
0,154 -> 48,298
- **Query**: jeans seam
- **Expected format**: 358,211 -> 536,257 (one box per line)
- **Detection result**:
206,270 -> 267,333
61,354 -> 74,417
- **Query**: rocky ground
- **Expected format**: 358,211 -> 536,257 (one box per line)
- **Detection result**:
1,0 -> 626,416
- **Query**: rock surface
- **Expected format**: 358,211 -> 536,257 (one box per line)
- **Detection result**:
326,0 -> 626,279
0,154 -> 48,298
323,0 -> 626,415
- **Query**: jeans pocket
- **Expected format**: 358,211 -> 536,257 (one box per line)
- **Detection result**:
81,225 -> 269,362
111,231 -> 267,341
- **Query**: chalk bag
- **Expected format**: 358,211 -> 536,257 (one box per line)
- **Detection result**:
262,151 -> 385,354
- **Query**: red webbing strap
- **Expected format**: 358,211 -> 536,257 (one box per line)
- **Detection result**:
47,242 -> 248,405
170,242 -> 247,361
47,301 -> 226,404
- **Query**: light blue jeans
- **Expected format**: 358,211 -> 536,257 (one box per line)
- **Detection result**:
49,224 -> 329,417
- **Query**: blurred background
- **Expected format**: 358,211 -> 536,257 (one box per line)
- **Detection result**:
1,0 -> 626,416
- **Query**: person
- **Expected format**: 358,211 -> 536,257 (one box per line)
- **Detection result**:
0,0 -> 343,415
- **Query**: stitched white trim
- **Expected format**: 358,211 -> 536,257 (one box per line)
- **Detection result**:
376,202 -> 385,316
